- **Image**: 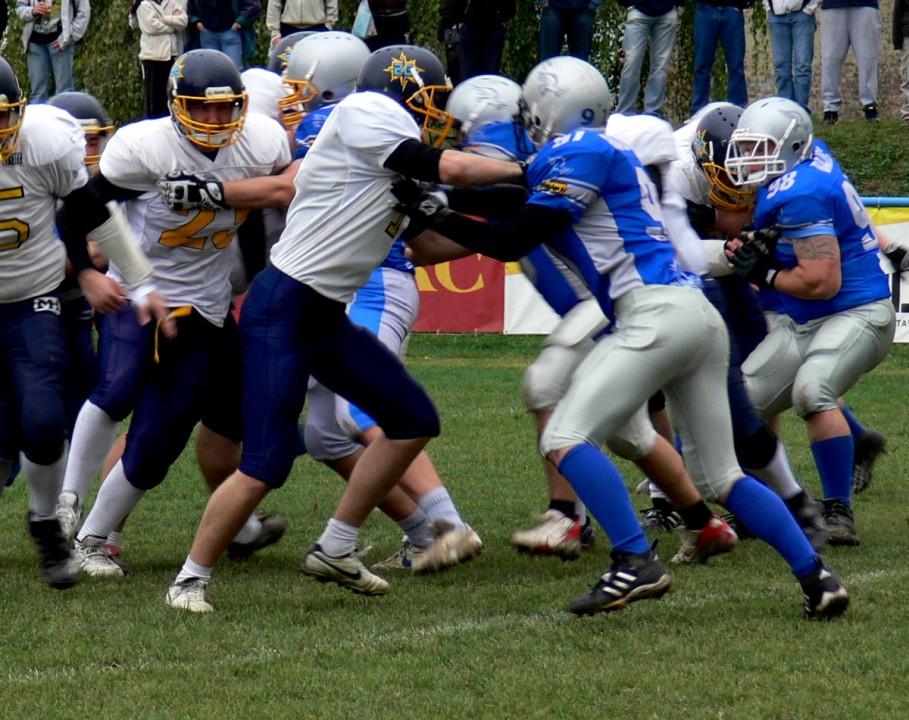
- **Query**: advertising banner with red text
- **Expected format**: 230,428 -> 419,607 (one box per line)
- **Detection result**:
412,254 -> 506,333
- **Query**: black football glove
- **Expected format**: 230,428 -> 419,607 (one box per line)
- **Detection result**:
739,226 -> 780,255
391,178 -> 450,227
731,241 -> 782,288
156,171 -> 229,211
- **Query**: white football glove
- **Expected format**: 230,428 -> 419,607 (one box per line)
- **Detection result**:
157,171 -> 229,211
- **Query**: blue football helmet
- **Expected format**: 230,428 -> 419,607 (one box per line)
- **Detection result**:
168,49 -> 248,149
356,45 -> 454,147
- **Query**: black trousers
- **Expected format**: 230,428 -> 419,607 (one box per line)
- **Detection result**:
142,58 -> 175,119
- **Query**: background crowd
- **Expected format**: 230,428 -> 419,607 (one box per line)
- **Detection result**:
0,0 -> 906,124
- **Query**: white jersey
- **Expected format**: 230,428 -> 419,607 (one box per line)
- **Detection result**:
0,104 -> 88,303
270,91 -> 420,303
606,113 -> 708,277
100,113 -> 291,325
664,118 -> 712,206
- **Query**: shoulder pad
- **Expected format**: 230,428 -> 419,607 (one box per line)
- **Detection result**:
19,104 -> 86,170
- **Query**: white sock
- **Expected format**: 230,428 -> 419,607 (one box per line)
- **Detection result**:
231,514 -> 262,544
76,460 -> 145,543
747,441 -> 802,500
417,487 -> 465,529
574,500 -> 587,525
649,486 -> 669,501
175,556 -> 213,584
317,517 -> 360,557
22,449 -> 67,519
62,401 -> 119,504
105,530 -> 123,550
398,508 -> 433,548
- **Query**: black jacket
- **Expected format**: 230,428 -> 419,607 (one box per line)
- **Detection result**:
441,0 -> 516,27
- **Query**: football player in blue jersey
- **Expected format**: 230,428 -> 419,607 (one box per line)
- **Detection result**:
725,96 -> 896,547
439,76 -> 738,565
397,57 -> 849,620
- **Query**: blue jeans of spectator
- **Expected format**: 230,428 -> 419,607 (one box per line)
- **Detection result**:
459,22 -> 506,79
199,28 -> 243,71
27,41 -> 74,104
691,3 -> 747,114
769,10 -> 816,111
616,8 -> 679,114
539,6 -> 596,61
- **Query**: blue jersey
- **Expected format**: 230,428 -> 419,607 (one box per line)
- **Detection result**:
295,103 -> 413,275
526,129 -> 696,322
753,139 -> 890,324
461,121 -> 590,318
462,121 -> 532,163
294,105 -> 334,160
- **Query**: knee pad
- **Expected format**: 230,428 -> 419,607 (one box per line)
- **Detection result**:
647,390 -> 666,413
606,413 -> 658,462
792,376 -> 838,418
21,439 -> 65,466
734,423 -> 778,470
303,417 -> 360,463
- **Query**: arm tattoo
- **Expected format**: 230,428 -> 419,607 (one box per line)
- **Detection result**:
792,234 -> 839,262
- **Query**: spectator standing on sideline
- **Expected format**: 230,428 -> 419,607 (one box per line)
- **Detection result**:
445,0 -> 516,79
0,2 -> 8,42
538,0 -> 602,61
16,0 -> 91,103
895,0 -> 909,123
765,0 -> 819,113
615,0 -> 681,114
131,0 -> 189,119
439,0 -> 462,83
820,0 -> 881,123
690,0 -> 750,115
265,0 -> 336,48
365,0 -> 410,50
189,0 -> 261,71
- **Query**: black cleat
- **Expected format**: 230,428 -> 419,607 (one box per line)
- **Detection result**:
800,557 -> 849,620
28,513 -> 81,590
569,545 -> 671,616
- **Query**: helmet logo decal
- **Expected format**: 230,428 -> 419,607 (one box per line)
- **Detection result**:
383,53 -> 425,90
536,71 -> 565,98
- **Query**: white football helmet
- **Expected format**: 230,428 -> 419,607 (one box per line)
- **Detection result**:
519,57 -> 613,148
725,97 -> 814,187
446,74 -> 521,137
280,31 -> 371,126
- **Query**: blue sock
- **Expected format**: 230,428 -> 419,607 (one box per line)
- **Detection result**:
840,404 -> 865,439
724,476 -> 817,579
811,435 -> 854,505
558,444 -> 650,555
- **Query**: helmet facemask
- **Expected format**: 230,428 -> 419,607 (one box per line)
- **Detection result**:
80,119 -> 115,166
172,89 -> 247,150
405,70 -> 453,148
0,95 -> 25,161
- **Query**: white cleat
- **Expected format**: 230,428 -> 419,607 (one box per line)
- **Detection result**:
56,491 -> 81,546
411,520 -> 483,574
76,535 -> 125,578
165,577 -> 214,613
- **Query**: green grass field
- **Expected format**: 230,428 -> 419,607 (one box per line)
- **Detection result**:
3,335 -> 908,720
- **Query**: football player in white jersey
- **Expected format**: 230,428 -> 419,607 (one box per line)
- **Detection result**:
0,58 -> 86,590
163,44 -> 524,612
397,57 -> 849,620
159,35 -> 484,577
54,49 -> 291,579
